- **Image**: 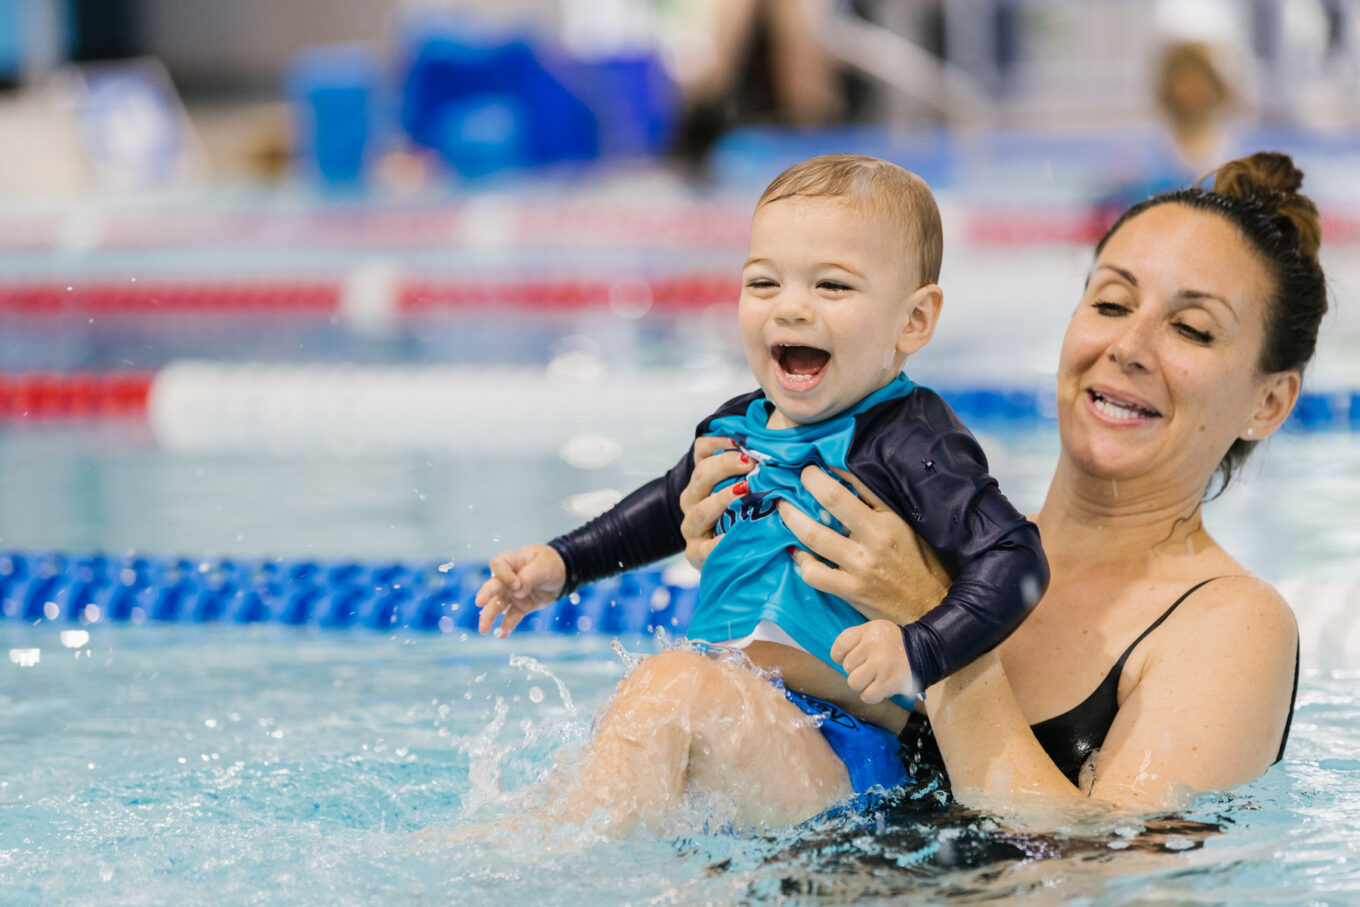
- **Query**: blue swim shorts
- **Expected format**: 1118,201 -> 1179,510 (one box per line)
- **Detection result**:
784,689 -> 909,794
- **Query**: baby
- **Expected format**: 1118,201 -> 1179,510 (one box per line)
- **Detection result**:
476,154 -> 1047,795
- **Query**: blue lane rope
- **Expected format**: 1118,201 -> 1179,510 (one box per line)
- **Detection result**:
0,550 -> 697,635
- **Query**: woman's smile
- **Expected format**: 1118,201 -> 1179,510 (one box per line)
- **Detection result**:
1086,387 -> 1163,424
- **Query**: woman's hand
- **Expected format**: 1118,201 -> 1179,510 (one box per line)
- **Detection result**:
678,436 -> 755,569
780,465 -> 951,625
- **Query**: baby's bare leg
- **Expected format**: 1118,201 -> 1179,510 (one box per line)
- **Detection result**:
557,649 -> 853,834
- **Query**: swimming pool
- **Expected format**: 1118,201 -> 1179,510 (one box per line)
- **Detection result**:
2,605 -> 1359,903
2,184 -> 1360,903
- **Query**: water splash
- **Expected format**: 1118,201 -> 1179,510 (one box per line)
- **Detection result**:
507,654 -> 578,716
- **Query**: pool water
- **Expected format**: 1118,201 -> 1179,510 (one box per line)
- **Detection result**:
0,620 -> 1357,904
2,182 -> 1358,902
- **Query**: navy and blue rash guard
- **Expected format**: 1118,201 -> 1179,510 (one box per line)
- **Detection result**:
548,373 -> 1049,695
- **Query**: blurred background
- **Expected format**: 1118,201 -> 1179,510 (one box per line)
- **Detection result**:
3,0 -> 1358,194
0,0 -> 1356,583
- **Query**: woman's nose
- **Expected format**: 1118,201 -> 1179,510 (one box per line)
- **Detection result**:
1107,314 -> 1155,372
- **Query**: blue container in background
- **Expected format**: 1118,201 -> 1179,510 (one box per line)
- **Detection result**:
432,94 -> 528,179
286,43 -> 382,186
562,53 -> 677,158
399,18 -> 597,177
285,18 -> 680,184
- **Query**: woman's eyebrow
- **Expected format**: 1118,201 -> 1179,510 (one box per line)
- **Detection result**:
1095,263 -> 1238,321
1093,263 -> 1138,285
1178,288 -> 1238,321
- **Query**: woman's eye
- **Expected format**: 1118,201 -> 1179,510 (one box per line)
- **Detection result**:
1092,300 -> 1128,316
1175,322 -> 1213,344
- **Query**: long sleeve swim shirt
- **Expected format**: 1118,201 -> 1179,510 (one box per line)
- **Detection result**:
548,373 -> 1048,696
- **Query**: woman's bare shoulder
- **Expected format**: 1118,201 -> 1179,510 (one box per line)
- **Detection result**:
1160,572 -> 1298,662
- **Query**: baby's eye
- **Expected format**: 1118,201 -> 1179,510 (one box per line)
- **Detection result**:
817,280 -> 852,293
744,278 -> 778,290
1175,322 -> 1213,344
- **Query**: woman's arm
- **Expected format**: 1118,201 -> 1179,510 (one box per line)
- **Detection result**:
1081,577 -> 1298,805
929,576 -> 1298,815
780,469 -> 1297,817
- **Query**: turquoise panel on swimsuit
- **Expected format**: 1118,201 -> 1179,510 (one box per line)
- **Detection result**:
691,372 -> 916,708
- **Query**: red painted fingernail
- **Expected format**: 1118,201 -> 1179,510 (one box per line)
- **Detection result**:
732,481 -> 750,496
739,453 -> 751,464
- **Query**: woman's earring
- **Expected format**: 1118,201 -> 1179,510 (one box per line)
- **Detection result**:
1245,427 -> 1255,438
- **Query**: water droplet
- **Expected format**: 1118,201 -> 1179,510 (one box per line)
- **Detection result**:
922,458 -> 934,470
528,686 -> 544,704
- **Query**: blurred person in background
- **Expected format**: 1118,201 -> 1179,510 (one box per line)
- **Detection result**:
1155,40 -> 1240,179
669,0 -> 864,172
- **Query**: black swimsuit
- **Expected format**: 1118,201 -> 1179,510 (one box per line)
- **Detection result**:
900,578 -> 1301,787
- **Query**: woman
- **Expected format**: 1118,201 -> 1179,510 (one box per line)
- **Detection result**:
539,151 -> 1323,831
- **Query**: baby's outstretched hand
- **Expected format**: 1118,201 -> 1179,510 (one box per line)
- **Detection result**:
475,544 -> 566,637
831,620 -> 917,705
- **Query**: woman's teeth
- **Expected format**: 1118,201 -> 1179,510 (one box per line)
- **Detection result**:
1091,391 -> 1158,420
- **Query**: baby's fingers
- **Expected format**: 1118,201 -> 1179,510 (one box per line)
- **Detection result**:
856,677 -> 891,705
844,660 -> 874,695
488,553 -> 523,594
477,590 -> 511,635
498,607 -> 530,637
474,576 -> 506,609
826,625 -> 859,666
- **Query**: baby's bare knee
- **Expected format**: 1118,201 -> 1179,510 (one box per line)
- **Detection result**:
618,650 -> 716,702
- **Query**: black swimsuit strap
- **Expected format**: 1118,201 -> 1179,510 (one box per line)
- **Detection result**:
1103,577 -> 1224,682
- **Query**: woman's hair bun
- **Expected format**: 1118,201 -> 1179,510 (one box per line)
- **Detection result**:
1212,151 -> 1321,259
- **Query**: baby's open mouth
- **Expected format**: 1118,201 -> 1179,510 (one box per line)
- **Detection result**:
773,344 -> 830,388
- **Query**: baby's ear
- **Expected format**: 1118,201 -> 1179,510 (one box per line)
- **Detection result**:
897,284 -> 942,356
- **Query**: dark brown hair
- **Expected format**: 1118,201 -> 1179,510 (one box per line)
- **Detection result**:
1096,151 -> 1327,495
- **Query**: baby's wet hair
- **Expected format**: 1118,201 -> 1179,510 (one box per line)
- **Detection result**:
757,153 -> 943,286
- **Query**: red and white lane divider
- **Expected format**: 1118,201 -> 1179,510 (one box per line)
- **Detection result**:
0,198 -> 756,253
0,273 -> 737,321
143,360 -> 751,456
0,362 -> 752,456
0,372 -> 152,419
0,281 -> 341,314
4,198 -> 1358,253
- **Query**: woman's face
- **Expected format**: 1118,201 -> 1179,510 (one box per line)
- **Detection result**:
1056,203 -> 1285,489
